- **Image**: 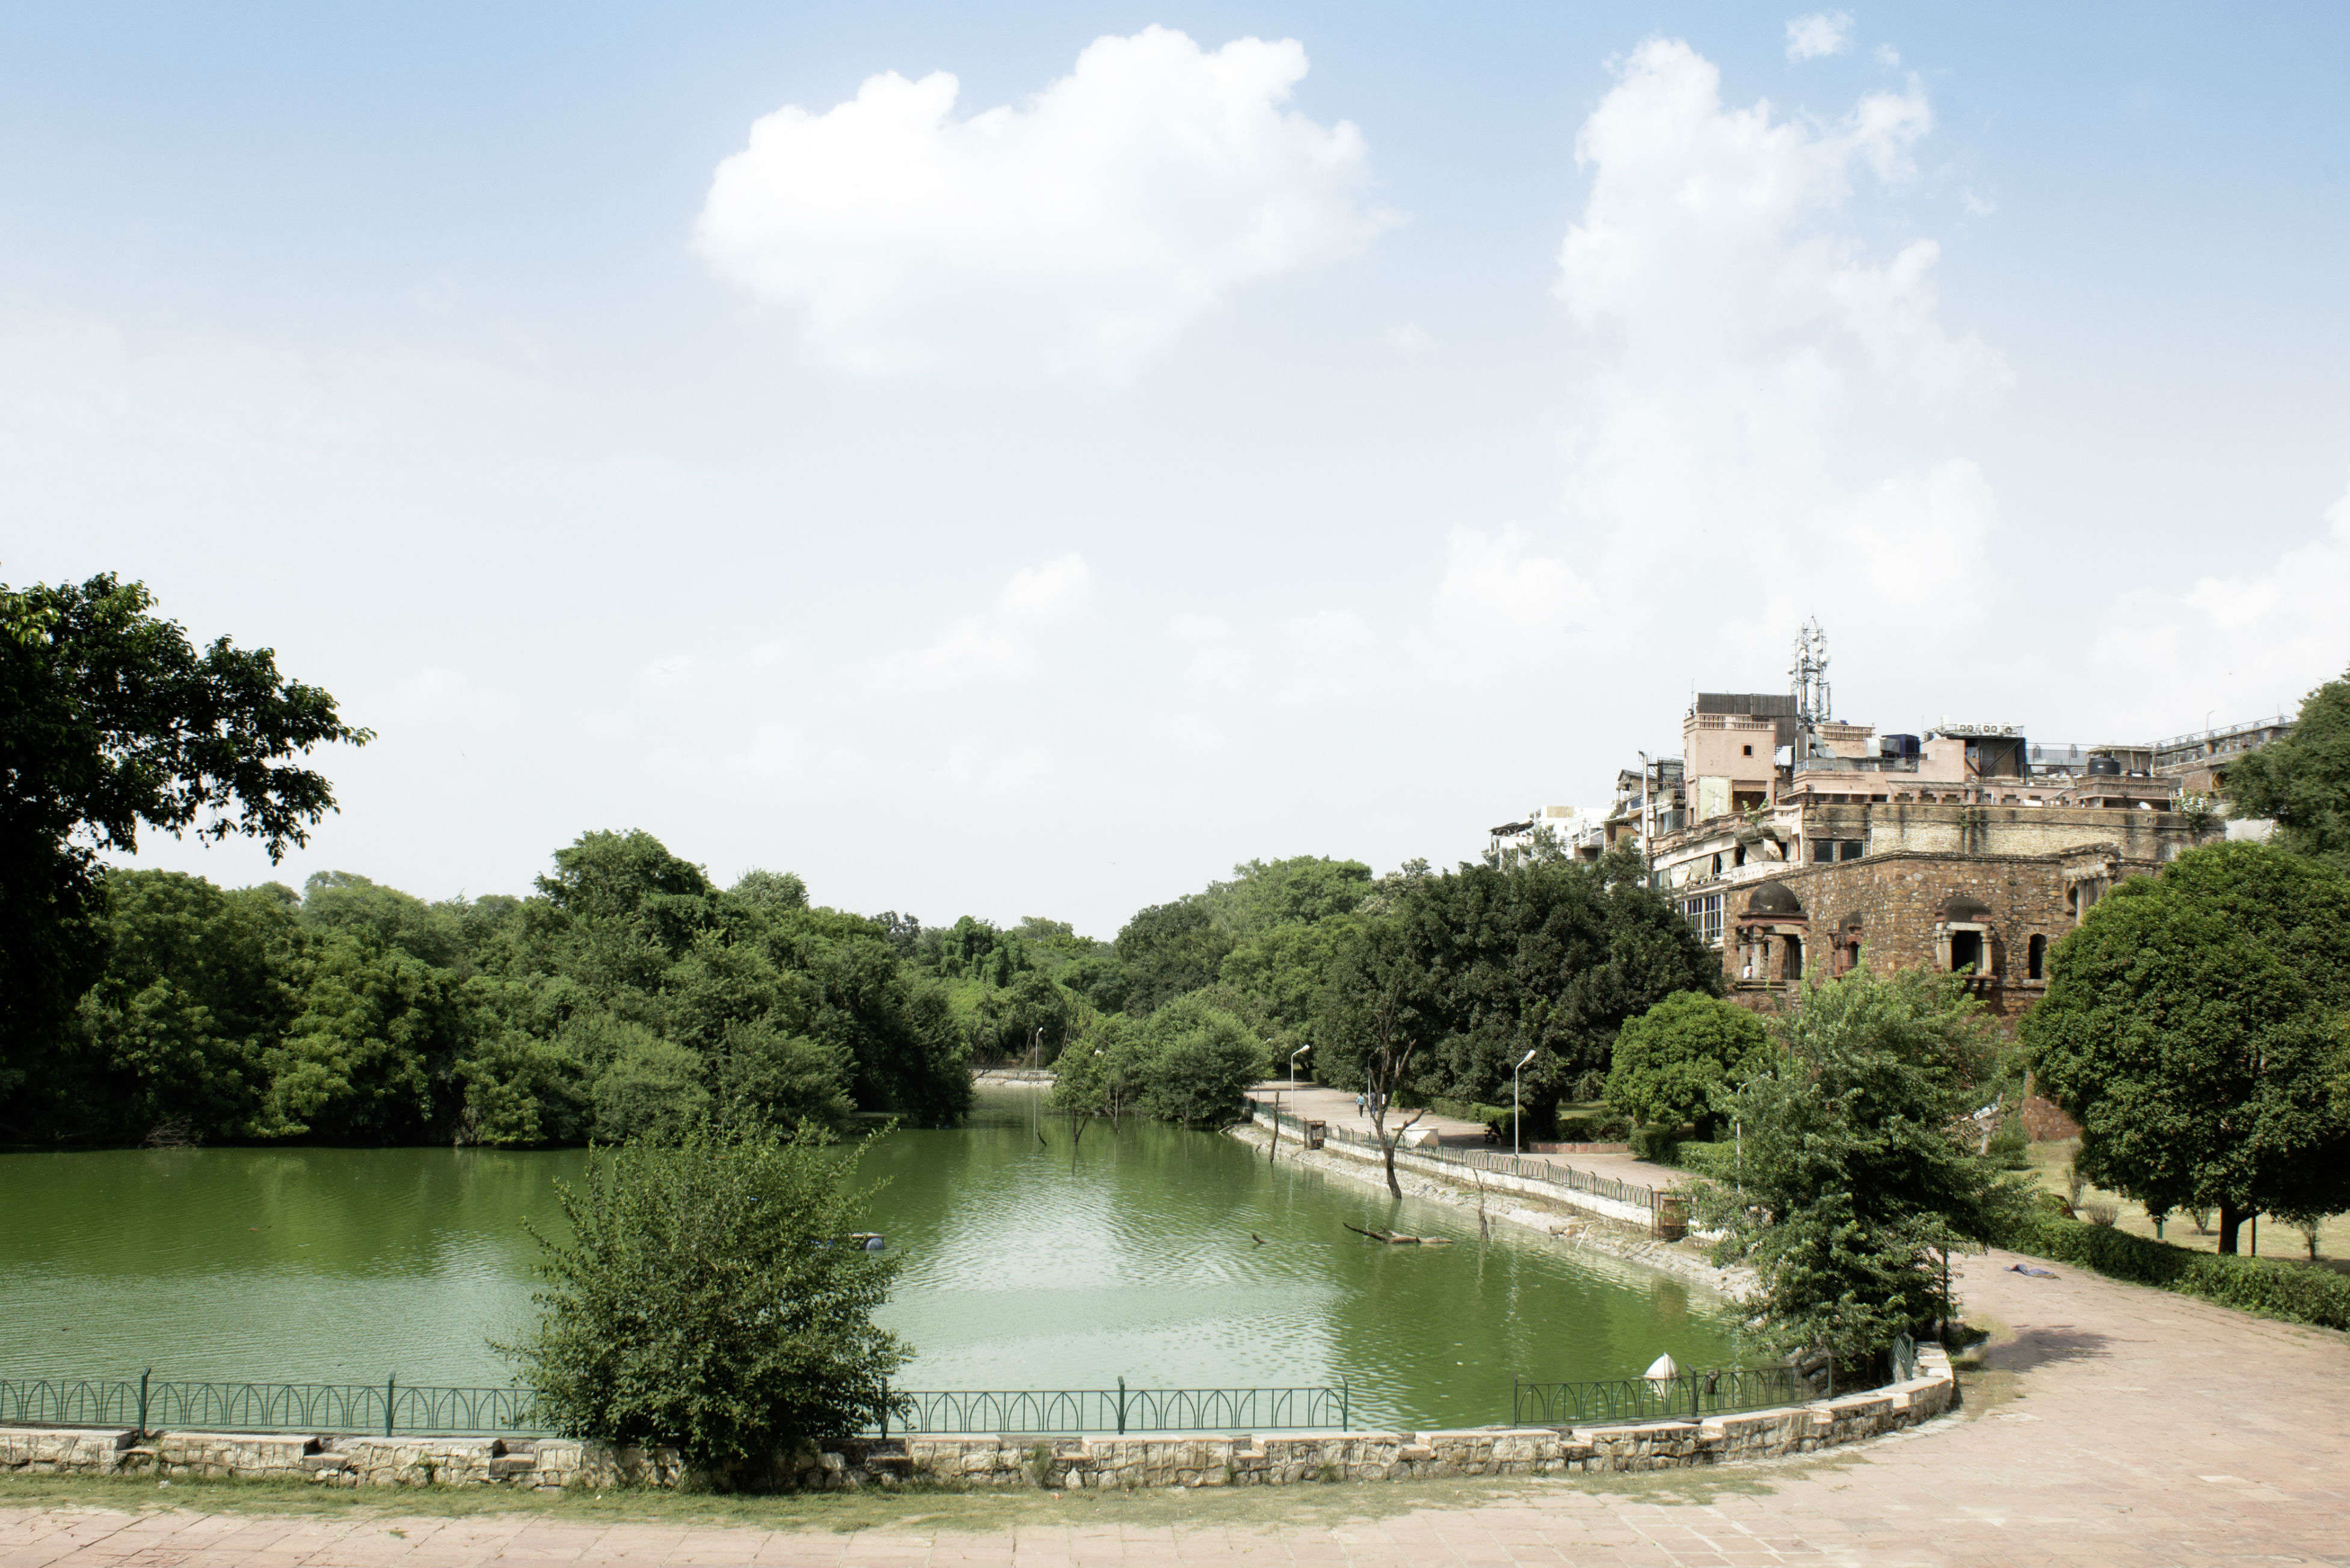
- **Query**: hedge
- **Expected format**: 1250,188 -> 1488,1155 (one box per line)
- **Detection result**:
1995,1208 -> 2350,1332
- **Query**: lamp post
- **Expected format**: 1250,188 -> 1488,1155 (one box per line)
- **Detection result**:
1290,1045 -> 1309,1096
1513,1049 -> 1536,1157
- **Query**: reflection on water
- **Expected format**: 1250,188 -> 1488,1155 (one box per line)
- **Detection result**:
0,1087 -> 1747,1428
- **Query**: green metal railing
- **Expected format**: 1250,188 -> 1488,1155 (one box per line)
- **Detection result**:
0,1373 -> 1351,1439
8,1363 -> 1838,1440
878,1379 -> 1349,1437
1511,1365 -> 1803,1425
0,1373 -> 547,1437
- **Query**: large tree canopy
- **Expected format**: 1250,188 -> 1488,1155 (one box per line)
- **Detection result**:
0,574 -> 368,1130
2228,675 -> 2350,871
2024,841 -> 2350,1252
1317,846 -> 1721,1122
1699,968 -> 2014,1371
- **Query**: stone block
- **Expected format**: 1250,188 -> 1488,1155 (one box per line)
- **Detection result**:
0,1426 -> 137,1474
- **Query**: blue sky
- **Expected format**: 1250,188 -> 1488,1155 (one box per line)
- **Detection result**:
7,4 -> 2346,933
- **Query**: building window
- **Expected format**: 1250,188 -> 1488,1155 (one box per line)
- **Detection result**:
2028,933 -> 2047,980
1949,930 -> 1982,974
1680,893 -> 1723,947
1839,840 -> 1863,861
1742,744 -> 1753,756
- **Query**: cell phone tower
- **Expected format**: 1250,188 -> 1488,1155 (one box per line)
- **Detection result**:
1791,617 -> 1832,728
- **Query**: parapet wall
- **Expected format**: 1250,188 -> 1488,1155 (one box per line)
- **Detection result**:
0,1347 -> 1954,1491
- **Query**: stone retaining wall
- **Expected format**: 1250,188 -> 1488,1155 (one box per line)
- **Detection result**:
0,1348 -> 1952,1492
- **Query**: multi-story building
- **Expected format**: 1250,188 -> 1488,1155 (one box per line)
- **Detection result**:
2155,713 -> 2296,829
1607,628 -> 2213,1019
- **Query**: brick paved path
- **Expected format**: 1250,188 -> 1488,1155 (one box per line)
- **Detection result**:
2,1250 -> 2343,1567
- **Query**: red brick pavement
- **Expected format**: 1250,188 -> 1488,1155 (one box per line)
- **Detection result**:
2,1249 -> 2343,1567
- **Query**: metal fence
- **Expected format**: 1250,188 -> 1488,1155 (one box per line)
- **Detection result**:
1511,1365 -> 1803,1426
0,1373 -> 1349,1440
0,1373 -> 546,1437
1246,1096 -> 1659,1213
881,1380 -> 1349,1437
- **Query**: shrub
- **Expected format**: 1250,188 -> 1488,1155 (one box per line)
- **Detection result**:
1995,1208 -> 2350,1331
1604,991 -> 1768,1138
502,1114 -> 908,1487
1554,1112 -> 1631,1143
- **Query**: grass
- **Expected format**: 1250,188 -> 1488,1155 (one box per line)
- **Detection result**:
2024,1139 -> 2348,1273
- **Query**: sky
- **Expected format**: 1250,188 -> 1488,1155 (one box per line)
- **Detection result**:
7,2 -> 2347,938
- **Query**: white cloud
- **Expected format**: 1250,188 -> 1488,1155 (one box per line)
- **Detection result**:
1435,525 -> 1590,630
1384,322 -> 1435,352
695,26 -> 1392,380
2093,482 -> 2350,726
999,552 -> 1093,618
873,554 -> 1097,690
1874,43 -> 1902,68
1785,12 -> 1854,61
1542,38 -> 2011,654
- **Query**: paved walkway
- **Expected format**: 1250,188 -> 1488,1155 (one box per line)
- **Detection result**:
1249,1083 -> 1679,1193
4,1251 -> 2343,1566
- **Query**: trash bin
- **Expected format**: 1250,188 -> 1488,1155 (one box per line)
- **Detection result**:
1653,1193 -> 1690,1241
1304,1120 -> 1326,1150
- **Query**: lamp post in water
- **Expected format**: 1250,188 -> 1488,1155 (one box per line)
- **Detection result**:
1513,1049 -> 1536,1156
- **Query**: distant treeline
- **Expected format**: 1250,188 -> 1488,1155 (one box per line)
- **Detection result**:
13,831 -> 1721,1148
9,831 -> 970,1147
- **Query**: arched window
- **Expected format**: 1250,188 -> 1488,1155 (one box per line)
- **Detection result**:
2028,933 -> 2047,980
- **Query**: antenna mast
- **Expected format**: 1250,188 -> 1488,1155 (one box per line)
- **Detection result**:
1791,618 -> 1832,757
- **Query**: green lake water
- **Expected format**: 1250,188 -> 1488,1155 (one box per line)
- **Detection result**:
0,1087 -> 1747,1429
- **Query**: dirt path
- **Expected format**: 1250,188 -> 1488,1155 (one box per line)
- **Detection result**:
2,1252 -> 2343,1566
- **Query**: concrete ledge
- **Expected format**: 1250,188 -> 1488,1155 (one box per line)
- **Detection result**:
0,1346 -> 1954,1492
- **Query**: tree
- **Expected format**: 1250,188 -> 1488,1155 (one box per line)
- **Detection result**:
503,1115 -> 909,1487
1606,991 -> 1769,1137
2024,841 -> 2350,1253
1698,968 -> 2016,1374
2228,675 -> 2350,870
0,574 -> 366,1131
1129,994 -> 1266,1127
1320,919 -> 1433,1198
1114,897 -> 1232,1014
70,870 -> 300,1143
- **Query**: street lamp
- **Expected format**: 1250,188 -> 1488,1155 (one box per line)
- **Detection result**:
1513,1049 -> 1537,1157
1290,1045 -> 1309,1095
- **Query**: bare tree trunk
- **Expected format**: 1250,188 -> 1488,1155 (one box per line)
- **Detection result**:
2218,1200 -> 2245,1255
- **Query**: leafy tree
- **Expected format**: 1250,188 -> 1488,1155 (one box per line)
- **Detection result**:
1606,991 -> 1769,1137
1129,994 -> 1267,1127
730,869 -> 810,912
300,870 -> 464,969
1316,846 -> 1718,1129
0,574 -> 366,1134
503,1115 -> 909,1487
70,870 -> 300,1143
2025,841 -> 2350,1252
252,933 -> 467,1141
1202,856 -> 1373,932
1114,897 -> 1231,1014
1698,968 -> 2017,1375
1318,917 -> 1435,1198
2228,675 -> 2350,870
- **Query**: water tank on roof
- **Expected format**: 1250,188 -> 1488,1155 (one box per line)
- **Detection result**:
1881,734 -> 1921,758
2087,755 -> 2123,776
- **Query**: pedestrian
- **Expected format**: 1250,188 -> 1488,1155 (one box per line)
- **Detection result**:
1356,1091 -> 1366,1116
